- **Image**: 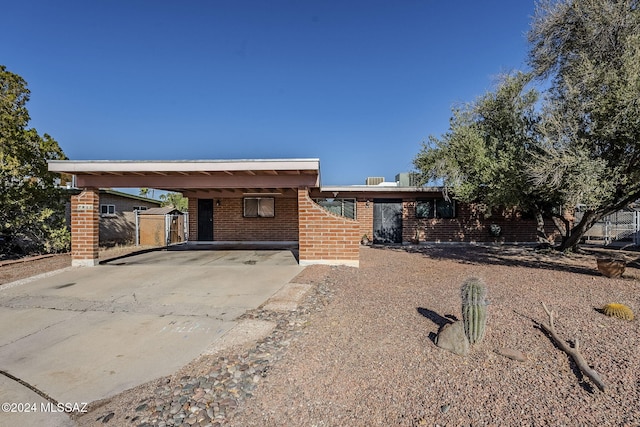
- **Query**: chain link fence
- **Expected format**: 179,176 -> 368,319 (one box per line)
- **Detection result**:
576,207 -> 640,246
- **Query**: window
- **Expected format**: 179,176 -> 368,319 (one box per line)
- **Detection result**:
416,199 -> 455,219
243,197 -> 275,218
100,204 -> 116,216
314,198 -> 356,219
133,206 -> 147,211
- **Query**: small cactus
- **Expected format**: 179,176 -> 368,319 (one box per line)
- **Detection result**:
602,303 -> 634,321
461,277 -> 488,344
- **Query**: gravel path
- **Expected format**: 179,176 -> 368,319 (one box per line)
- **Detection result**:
65,245 -> 640,426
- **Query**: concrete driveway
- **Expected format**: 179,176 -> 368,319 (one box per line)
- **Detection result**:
0,249 -> 303,426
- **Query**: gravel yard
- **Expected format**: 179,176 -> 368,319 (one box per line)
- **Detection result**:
230,245 -> 639,427
4,244 -> 640,426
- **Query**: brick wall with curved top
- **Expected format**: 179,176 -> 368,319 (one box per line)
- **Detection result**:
298,188 -> 360,267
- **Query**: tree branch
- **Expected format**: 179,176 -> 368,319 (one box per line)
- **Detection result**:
540,302 -> 606,392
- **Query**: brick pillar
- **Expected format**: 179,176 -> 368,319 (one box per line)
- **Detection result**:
71,189 -> 100,266
298,188 -> 360,267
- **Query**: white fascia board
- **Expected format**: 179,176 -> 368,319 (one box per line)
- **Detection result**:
48,158 -> 320,173
320,185 -> 443,193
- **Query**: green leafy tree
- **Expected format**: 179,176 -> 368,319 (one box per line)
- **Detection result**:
415,0 -> 640,251
0,65 -> 69,255
159,192 -> 188,211
414,72 -> 560,242
527,0 -> 640,250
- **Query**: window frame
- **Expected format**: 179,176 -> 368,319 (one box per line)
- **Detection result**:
314,198 -> 357,219
243,197 -> 275,218
415,198 -> 456,219
100,204 -> 116,217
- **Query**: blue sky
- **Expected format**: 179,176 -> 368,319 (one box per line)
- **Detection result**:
4,1 -> 535,186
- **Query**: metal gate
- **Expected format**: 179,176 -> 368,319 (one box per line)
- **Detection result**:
373,200 -> 403,244
577,208 -> 640,245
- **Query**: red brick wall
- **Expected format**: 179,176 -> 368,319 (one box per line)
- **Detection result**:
187,197 -> 298,241
402,200 -> 559,243
213,197 -> 298,241
70,189 -> 99,266
188,197 -> 197,240
357,200 -> 373,241
298,189 -> 360,265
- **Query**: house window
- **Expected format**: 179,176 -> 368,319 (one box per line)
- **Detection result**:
416,199 -> 456,219
100,204 -> 116,216
133,206 -> 147,211
243,197 -> 275,218
314,198 -> 356,219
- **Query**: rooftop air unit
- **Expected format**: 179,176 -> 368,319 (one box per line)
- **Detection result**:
366,177 -> 385,185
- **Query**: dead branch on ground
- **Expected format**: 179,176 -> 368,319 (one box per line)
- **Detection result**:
540,302 -> 606,392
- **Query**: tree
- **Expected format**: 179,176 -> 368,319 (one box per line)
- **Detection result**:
527,0 -> 640,250
0,65 -> 69,255
159,192 -> 188,211
415,0 -> 640,251
414,72 -> 561,242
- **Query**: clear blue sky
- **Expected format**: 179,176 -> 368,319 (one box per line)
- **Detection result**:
3,1 -> 535,185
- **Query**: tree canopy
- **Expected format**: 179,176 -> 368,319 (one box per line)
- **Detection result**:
414,0 -> 640,250
159,192 -> 188,211
0,65 -> 69,255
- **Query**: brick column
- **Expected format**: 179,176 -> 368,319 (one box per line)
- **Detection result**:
70,189 -> 100,266
298,188 -> 360,267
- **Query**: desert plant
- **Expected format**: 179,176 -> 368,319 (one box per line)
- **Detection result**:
461,277 -> 488,344
602,303 -> 634,321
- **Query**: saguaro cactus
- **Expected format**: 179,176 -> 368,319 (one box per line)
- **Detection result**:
461,277 -> 488,344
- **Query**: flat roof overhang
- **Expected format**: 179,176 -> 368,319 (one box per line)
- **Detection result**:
48,159 -> 320,197
313,185 -> 444,199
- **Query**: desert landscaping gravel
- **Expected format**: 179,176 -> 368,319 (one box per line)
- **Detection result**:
228,245 -> 639,427
5,244 -> 640,426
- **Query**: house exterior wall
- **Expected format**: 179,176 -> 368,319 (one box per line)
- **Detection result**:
214,197 -> 298,241
188,197 -> 197,241
350,198 -> 560,244
298,189 -> 360,266
357,200 -> 374,242
100,212 -> 136,245
187,197 -> 298,241
98,193 -> 160,213
65,191 -> 160,246
70,189 -> 99,266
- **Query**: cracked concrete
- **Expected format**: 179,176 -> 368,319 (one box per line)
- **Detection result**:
0,249 -> 302,426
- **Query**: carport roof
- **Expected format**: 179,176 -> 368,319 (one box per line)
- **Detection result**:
48,159 -> 321,197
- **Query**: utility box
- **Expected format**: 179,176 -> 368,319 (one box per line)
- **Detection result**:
137,207 -> 186,246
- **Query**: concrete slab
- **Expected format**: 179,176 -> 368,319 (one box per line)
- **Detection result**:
261,283 -> 312,312
0,375 -> 74,427
0,250 -> 303,425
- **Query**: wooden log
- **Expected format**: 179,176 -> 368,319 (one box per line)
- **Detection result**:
540,302 -> 606,392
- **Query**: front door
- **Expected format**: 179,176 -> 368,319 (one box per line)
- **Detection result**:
197,199 -> 214,241
373,200 -> 403,244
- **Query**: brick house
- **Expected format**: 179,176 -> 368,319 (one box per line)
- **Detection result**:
49,159 -> 556,267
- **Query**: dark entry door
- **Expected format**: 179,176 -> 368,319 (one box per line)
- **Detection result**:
373,200 -> 403,244
197,199 -> 214,241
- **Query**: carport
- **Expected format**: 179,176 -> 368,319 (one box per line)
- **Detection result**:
48,159 -> 361,267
